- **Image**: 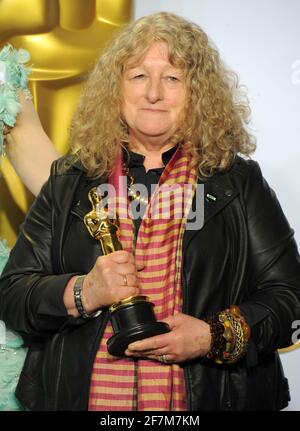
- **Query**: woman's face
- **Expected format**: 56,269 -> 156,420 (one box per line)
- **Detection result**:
122,41 -> 187,147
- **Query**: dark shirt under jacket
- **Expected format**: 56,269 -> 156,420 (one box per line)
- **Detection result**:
123,144 -> 178,233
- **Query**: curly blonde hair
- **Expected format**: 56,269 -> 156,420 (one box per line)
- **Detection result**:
70,12 -> 256,179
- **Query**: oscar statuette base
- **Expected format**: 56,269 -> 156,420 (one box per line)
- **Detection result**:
107,298 -> 170,357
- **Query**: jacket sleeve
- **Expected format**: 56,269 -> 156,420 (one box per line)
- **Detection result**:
238,160 -> 300,359
0,160 -> 82,337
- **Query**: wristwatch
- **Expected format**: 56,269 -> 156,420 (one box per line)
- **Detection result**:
73,275 -> 102,319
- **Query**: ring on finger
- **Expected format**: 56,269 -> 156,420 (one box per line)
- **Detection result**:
159,354 -> 168,363
123,275 -> 128,286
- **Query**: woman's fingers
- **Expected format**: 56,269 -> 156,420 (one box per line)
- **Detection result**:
109,250 -> 136,264
83,251 -> 142,309
124,313 -> 212,363
112,262 -> 137,276
127,333 -> 170,352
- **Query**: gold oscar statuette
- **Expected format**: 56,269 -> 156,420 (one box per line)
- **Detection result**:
84,187 -> 170,357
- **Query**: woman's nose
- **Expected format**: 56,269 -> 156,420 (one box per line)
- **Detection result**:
145,78 -> 163,103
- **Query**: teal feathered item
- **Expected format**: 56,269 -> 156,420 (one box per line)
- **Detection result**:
0,44 -> 31,410
0,240 -> 26,411
0,44 -> 31,156
0,240 -> 9,273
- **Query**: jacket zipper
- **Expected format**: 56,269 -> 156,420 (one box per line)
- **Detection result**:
54,336 -> 65,410
181,264 -> 192,409
49,331 -> 65,410
224,369 -> 232,409
221,209 -> 233,410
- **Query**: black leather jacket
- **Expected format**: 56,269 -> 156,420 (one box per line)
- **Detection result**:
0,155 -> 300,411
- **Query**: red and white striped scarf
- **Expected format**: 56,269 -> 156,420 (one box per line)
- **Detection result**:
88,145 -> 197,411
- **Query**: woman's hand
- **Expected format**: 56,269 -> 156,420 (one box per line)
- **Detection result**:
125,313 -> 211,363
82,250 -> 142,313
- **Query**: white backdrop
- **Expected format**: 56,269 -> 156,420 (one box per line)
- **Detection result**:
134,0 -> 300,410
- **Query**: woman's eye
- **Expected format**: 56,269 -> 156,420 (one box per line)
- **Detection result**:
166,76 -> 179,82
133,74 -> 145,79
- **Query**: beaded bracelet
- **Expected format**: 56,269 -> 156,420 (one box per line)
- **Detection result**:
204,305 -> 251,365
203,315 -> 226,360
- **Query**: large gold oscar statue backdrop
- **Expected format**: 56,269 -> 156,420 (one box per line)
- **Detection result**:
0,0 -> 133,246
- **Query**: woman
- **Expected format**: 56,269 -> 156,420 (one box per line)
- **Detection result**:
0,91 -> 59,410
0,12 -> 300,411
